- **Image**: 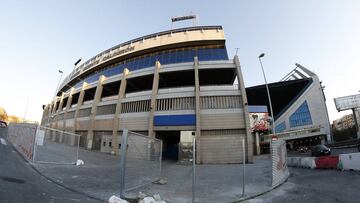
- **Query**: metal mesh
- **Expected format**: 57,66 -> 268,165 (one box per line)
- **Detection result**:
0,127 -> 7,137
7,123 -> 37,160
120,130 -> 162,197
33,126 -> 80,164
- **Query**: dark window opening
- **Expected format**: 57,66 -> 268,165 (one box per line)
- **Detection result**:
62,97 -> 68,110
199,68 -> 236,86
126,74 -> 154,93
83,87 -> 96,102
101,81 -> 120,98
159,70 -> 195,88
70,93 -> 80,106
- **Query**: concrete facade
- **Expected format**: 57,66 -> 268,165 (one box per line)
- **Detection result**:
41,26 -> 253,163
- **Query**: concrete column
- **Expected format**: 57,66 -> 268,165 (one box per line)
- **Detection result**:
51,99 -> 58,114
87,75 -> 106,150
61,88 -> 75,143
194,57 -> 202,163
112,68 -> 129,154
40,105 -> 49,126
234,55 -> 253,163
148,61 -> 161,138
73,83 -> 88,133
57,93 -> 65,114
255,132 -> 260,155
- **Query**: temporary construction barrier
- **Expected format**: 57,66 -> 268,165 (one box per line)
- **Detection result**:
299,157 -> 316,169
287,157 -> 316,169
315,156 -> 339,169
338,153 -> 360,171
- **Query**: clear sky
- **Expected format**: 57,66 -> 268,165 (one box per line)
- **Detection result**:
0,0 -> 359,122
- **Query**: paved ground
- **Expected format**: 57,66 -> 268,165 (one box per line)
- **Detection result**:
32,141 -> 273,203
288,147 -> 359,157
246,167 -> 360,203
0,132 -> 100,203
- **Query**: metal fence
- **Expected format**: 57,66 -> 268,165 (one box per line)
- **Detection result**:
33,126 -> 80,164
7,123 -> 37,160
119,129 -> 163,198
0,126 -> 7,137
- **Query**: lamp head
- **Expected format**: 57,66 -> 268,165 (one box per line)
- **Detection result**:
259,53 -> 265,58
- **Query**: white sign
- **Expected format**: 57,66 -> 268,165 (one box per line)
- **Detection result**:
334,94 -> 360,111
35,129 -> 45,146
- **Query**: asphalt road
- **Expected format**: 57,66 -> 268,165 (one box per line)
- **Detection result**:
0,133 -> 101,203
246,167 -> 360,203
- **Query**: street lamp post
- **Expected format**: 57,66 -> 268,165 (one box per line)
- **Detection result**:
46,70 -> 64,126
258,53 -> 276,136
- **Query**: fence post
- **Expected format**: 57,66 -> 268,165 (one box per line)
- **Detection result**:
159,141 -> 163,178
192,135 -> 196,203
32,127 -> 39,162
76,134 -> 80,162
119,129 -> 129,198
242,138 -> 246,197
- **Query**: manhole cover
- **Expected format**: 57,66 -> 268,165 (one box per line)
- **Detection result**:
1,177 -> 25,184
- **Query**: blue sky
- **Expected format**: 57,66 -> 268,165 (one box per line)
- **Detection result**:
0,0 -> 359,122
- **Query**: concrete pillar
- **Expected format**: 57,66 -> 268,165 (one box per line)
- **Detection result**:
57,93 -> 65,114
62,88 -> 75,144
148,61 -> 161,138
112,68 -> 129,154
255,132 -> 260,155
87,75 -> 106,150
51,97 -> 59,114
234,55 -> 253,163
73,82 -> 88,133
194,57 -> 202,163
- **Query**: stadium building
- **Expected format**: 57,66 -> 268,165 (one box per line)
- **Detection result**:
41,26 -> 253,164
246,64 -> 331,152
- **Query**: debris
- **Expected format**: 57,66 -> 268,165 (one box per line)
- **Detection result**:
138,191 -> 147,199
139,197 -> 155,203
108,195 -> 129,203
153,177 -> 167,185
76,159 -> 84,166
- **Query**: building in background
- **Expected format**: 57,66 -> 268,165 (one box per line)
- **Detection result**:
333,114 -> 356,131
41,26 -> 253,164
334,94 -> 360,139
246,64 -> 331,150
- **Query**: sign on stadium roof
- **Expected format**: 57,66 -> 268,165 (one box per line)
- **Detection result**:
171,15 -> 197,22
334,94 -> 360,111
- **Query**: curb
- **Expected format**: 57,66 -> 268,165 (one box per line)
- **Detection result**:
6,137 -> 106,203
232,176 -> 289,203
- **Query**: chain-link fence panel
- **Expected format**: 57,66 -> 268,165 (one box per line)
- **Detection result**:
0,126 -> 7,137
33,126 -> 80,164
7,123 -> 37,161
118,130 -> 162,199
